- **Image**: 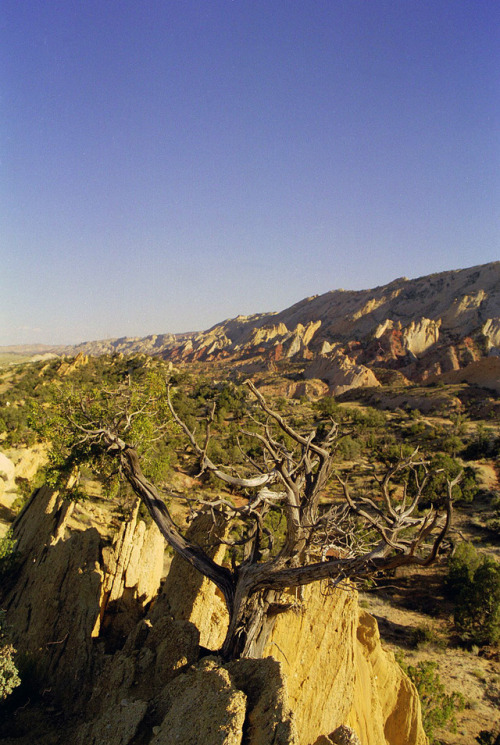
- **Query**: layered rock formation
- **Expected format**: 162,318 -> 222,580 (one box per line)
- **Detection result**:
427,356 -> 500,394
3,262 -> 499,395
99,499 -> 165,641
55,351 -> 89,376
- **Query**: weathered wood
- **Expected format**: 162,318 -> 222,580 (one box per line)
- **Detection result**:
115,442 -> 235,611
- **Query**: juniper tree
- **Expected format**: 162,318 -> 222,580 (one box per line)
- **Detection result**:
32,372 -> 459,660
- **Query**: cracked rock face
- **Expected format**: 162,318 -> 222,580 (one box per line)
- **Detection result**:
79,655 -> 298,745
152,660 -> 248,745
158,551 -> 427,745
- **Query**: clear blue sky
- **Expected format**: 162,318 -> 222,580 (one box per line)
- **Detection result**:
1,1 -> 498,345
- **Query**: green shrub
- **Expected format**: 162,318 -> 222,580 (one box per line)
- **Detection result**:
446,542 -> 500,646
0,532 -> 18,578
410,624 -> 441,649
351,407 -> 386,430
336,435 -> 362,460
440,434 -> 465,457
463,424 -> 499,460
314,396 -> 339,418
0,612 -> 20,701
419,454 -> 478,506
445,541 -> 481,589
399,658 -> 465,743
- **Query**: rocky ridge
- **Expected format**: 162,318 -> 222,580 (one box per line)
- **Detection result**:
30,263 -> 500,394
3,262 -> 498,396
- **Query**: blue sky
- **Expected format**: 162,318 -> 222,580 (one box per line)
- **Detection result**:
1,1 -> 498,345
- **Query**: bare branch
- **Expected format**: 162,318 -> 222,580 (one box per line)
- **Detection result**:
245,380 -> 329,457
166,385 -> 279,489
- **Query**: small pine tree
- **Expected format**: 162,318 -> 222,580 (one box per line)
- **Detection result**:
447,543 -> 500,646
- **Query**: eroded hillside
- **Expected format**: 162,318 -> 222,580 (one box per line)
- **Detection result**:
4,262 -> 499,396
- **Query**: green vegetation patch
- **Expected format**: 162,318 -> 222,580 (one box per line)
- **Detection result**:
397,656 -> 465,743
0,612 -> 20,702
446,542 -> 500,646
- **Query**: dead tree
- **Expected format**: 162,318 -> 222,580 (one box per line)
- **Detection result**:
52,379 -> 459,660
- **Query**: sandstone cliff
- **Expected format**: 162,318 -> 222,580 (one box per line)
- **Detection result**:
427,356 -> 500,394
1,486 -> 164,705
0,452 -> 16,506
347,611 -> 427,745
0,493 -> 427,745
148,540 -> 427,745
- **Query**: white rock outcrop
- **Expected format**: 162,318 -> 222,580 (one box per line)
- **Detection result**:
482,318 -> 500,351
304,352 -> 380,395
402,318 -> 440,356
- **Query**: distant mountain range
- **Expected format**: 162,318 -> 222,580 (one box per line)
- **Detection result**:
4,262 -> 500,393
